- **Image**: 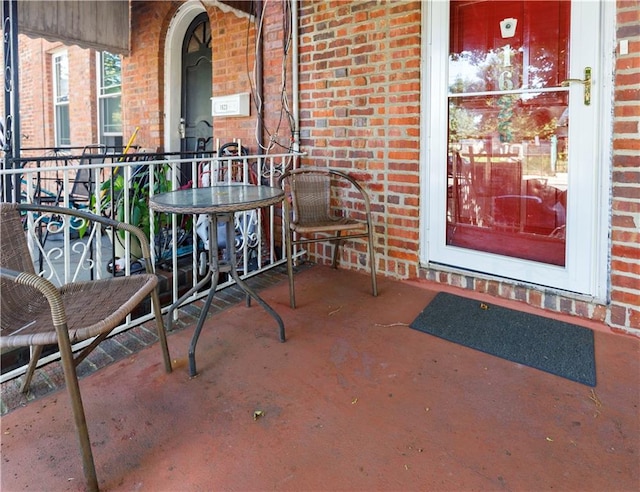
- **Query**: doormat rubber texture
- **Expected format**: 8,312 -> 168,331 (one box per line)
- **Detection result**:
410,293 -> 596,386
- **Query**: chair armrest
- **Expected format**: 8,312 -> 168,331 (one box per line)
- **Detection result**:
0,267 -> 67,327
17,203 -> 155,274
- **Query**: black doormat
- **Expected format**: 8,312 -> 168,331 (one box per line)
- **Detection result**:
410,292 -> 596,386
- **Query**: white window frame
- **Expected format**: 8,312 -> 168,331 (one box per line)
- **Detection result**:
52,50 -> 70,147
96,51 -> 123,148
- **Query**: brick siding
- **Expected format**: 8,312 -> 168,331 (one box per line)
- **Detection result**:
7,40 -> 96,150
291,0 -> 639,334
208,7 -> 258,147
123,1 -> 178,150
610,1 -> 640,332
124,2 -> 260,152
296,0 -> 423,281
5,0 -> 638,335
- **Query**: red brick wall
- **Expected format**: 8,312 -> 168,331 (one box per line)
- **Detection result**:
296,0 -> 423,279
610,0 -> 640,331
7,1 -> 638,335
7,1 -> 262,153
68,45 -> 96,145
14,38 -> 48,148
292,1 -> 639,334
10,38 -> 96,151
124,2 -> 259,153
124,1 -> 179,150
261,0 -> 296,154
208,7 -> 258,150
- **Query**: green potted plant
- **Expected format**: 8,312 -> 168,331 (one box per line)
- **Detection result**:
98,162 -> 172,261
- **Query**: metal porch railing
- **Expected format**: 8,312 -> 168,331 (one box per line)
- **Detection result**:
0,148 -> 302,381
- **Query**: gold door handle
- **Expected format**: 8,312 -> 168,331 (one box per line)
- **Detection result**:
561,67 -> 591,106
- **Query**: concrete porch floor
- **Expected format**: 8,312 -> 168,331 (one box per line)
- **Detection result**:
1,265 -> 639,491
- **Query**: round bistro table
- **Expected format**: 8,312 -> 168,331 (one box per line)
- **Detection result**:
149,185 -> 286,377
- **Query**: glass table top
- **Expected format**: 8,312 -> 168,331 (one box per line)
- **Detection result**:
149,185 -> 284,214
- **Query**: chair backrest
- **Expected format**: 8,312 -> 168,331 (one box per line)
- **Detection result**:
0,203 -> 45,333
218,142 -> 254,184
70,145 -> 107,203
0,203 -> 36,275
198,143 -> 253,187
282,167 -> 369,227
289,172 -> 333,226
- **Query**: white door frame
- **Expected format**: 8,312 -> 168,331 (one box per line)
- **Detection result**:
163,1 -> 207,154
419,0 -> 615,300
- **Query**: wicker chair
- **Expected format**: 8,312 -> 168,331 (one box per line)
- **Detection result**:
279,167 -> 378,308
0,203 -> 172,492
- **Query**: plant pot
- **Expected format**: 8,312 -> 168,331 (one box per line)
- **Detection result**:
105,228 -> 143,260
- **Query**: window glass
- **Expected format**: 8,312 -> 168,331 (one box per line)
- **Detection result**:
98,52 -> 123,146
100,97 -> 122,134
53,52 -> 70,146
100,52 -> 122,95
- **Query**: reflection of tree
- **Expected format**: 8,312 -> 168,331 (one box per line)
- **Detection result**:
449,97 -> 559,143
497,95 -> 517,142
449,48 -> 522,94
529,48 -> 561,88
448,44 -> 565,146
449,51 -> 491,93
449,103 -> 478,138
102,52 -> 122,94
513,107 -> 557,140
450,46 -> 559,93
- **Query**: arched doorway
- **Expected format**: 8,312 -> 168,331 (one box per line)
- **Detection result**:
179,12 -> 212,183
181,12 -> 212,156
164,2 -> 211,157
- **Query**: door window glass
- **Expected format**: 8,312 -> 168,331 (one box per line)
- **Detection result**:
447,1 -> 570,266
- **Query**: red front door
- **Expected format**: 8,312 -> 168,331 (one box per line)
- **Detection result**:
447,1 -> 570,266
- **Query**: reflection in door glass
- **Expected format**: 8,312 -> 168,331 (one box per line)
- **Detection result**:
447,0 -> 570,266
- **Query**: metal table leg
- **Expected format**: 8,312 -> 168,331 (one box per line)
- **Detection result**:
187,212 -> 285,377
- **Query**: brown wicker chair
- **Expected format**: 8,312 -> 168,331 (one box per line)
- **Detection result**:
0,203 -> 172,492
279,167 -> 378,308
